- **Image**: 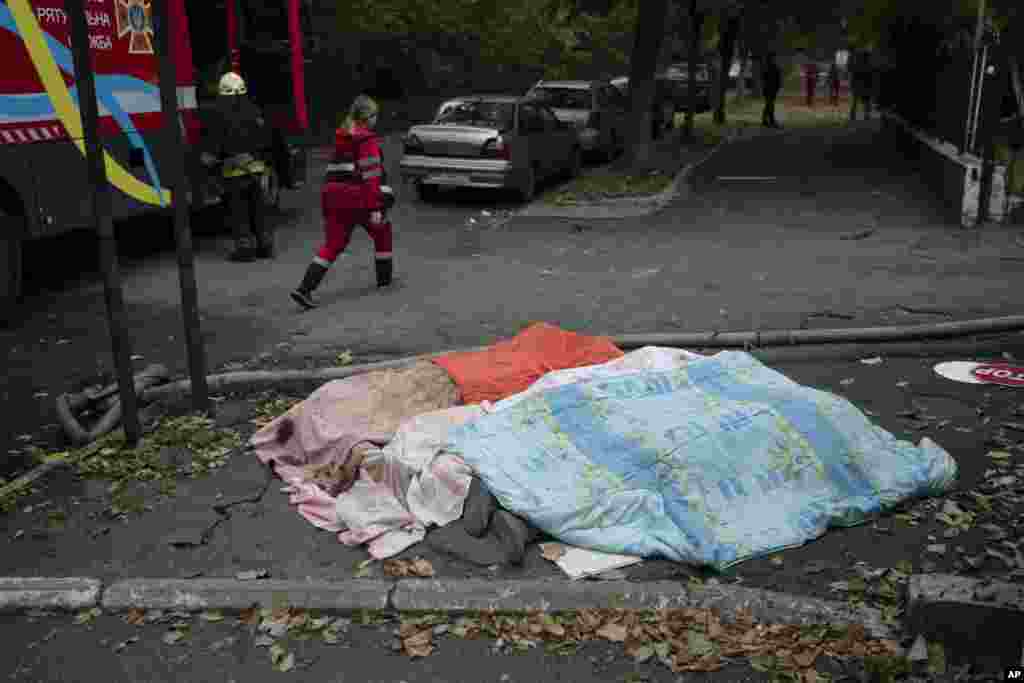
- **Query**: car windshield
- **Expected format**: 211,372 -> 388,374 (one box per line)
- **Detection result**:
435,101 -> 515,130
528,87 -> 592,110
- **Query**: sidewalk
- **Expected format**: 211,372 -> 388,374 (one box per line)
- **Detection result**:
3,339 -> 1024,676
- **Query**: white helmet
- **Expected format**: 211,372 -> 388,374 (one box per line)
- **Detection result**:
218,72 -> 247,96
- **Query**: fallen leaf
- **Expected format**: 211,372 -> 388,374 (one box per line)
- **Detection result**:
596,622 -> 628,642
162,630 -> 186,645
73,607 -> 102,625
253,635 -> 275,648
354,558 -> 375,578
123,608 -> 146,626
200,610 -> 224,622
276,652 -> 296,673
632,645 -> 655,663
860,357 -> 884,365
687,629 -> 716,657
927,641 -> 947,676
539,543 -> 567,562
235,569 -> 269,581
840,378 -> 855,386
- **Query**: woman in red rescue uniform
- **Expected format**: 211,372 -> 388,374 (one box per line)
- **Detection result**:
291,95 -> 395,310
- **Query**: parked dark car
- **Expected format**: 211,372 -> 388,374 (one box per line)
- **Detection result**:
399,95 -> 582,202
525,80 -> 629,161
609,76 -> 677,139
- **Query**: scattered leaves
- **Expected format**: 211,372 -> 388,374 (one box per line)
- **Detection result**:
383,557 -> 435,578
353,559 -> 375,578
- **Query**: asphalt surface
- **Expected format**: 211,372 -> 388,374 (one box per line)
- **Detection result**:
3,116 -> 1024,680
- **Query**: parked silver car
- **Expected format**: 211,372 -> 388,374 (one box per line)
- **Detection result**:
525,80 -> 628,161
399,95 -> 582,202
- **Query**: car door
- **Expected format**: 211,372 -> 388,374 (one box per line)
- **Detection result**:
538,105 -> 573,171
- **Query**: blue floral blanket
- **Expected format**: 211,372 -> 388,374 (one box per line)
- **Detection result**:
448,350 -> 957,570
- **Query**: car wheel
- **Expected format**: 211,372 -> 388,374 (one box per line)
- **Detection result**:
416,183 -> 438,203
518,165 -> 537,202
0,206 -> 24,326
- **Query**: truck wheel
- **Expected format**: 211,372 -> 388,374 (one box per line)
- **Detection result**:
1,207 -> 24,327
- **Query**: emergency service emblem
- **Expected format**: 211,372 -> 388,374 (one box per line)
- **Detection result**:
115,0 -> 154,55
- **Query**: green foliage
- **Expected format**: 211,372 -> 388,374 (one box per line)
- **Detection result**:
336,0 -> 638,77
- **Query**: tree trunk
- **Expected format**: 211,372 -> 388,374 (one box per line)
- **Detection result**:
713,10 -> 741,125
683,0 -> 704,140
626,0 -> 671,165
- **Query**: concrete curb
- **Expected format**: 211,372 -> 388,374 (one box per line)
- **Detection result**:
0,577 -> 102,613
1,575 -> 895,639
390,578 -> 899,642
101,579 -> 391,612
517,132 -> 729,220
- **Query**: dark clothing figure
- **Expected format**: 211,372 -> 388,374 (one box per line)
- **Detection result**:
828,63 -> 841,106
203,79 -> 273,261
803,62 -> 818,108
222,176 -> 264,259
761,55 -> 782,128
849,52 -> 874,122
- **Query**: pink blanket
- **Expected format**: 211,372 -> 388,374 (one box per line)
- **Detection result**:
249,362 -> 461,542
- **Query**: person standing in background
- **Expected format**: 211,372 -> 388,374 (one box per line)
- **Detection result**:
849,50 -> 874,121
828,61 -> 841,107
761,53 -> 782,128
803,59 -> 819,108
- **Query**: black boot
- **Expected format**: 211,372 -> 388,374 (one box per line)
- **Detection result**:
463,477 -> 497,538
490,510 -> 537,566
253,231 -> 275,259
290,262 -> 328,310
375,258 -> 393,288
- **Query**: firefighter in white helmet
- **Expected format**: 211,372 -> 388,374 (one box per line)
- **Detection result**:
201,72 -> 273,261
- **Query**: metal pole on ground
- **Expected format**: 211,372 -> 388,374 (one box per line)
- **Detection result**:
65,0 -> 141,446
152,0 -> 211,416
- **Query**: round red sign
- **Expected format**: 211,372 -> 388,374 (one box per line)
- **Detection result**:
971,363 -> 1024,386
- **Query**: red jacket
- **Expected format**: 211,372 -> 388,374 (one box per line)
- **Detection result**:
323,123 -> 386,210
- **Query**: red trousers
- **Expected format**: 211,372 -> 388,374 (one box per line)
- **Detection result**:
316,184 -> 393,265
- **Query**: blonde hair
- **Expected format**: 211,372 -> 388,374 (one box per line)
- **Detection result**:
339,94 -> 379,131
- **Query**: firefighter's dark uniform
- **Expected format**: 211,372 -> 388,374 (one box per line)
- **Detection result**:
204,88 -> 273,261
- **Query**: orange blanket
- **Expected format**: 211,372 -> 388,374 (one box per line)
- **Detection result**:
431,322 -> 624,406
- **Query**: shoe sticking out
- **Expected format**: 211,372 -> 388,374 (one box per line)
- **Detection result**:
290,289 -> 317,310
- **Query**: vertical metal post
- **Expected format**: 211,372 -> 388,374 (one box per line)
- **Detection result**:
65,0 -> 141,446
963,0 -> 987,154
152,0 -> 211,416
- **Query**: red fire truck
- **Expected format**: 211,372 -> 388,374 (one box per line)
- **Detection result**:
0,0 -> 311,321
